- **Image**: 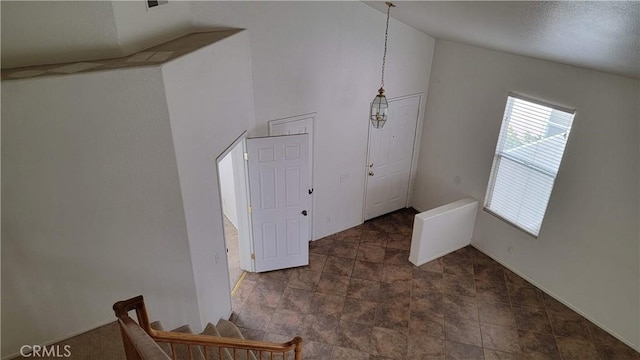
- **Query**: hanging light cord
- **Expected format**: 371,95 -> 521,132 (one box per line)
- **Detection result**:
380,2 -> 394,89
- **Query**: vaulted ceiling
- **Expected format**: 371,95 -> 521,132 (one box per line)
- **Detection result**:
364,1 -> 640,79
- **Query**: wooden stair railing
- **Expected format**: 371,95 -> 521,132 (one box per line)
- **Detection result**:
114,295 -> 302,360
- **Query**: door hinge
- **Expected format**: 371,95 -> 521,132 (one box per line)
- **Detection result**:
308,188 -> 314,195
243,152 -> 249,161
248,205 -> 253,214
251,253 -> 256,260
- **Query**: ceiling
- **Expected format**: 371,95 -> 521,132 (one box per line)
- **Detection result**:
364,1 -> 640,79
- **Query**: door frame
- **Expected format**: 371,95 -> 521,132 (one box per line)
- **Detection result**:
362,93 -> 424,221
216,131 -> 255,273
268,113 -> 315,240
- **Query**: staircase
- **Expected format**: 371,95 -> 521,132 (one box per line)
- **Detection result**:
113,296 -> 302,360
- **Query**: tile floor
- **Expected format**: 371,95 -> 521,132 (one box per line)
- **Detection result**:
230,209 -> 640,360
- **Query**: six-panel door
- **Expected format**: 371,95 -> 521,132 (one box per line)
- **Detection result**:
247,134 -> 310,272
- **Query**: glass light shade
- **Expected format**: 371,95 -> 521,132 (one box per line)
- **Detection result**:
370,88 -> 388,129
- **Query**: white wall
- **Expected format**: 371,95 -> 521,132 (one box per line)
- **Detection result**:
219,153 -> 239,228
161,31 -> 255,327
190,1 -> 435,239
1,68 -> 201,357
1,0 -> 193,69
111,0 -> 193,56
1,1 -> 121,68
413,40 -> 640,349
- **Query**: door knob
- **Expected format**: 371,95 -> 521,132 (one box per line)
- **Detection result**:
302,210 -> 308,216
369,171 -> 374,176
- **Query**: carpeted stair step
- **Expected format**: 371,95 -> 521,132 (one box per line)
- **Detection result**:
170,325 -> 206,360
216,319 -> 257,360
200,322 -> 232,360
215,319 -> 245,340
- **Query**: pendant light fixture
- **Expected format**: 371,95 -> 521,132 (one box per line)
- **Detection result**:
370,2 -> 395,129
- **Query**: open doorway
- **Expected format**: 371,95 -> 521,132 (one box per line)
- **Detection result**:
216,133 -> 253,294
219,151 -> 242,291
216,131 -> 313,288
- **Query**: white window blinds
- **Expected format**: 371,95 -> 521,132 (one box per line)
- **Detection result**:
484,95 -> 576,236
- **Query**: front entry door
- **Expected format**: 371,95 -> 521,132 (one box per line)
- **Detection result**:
247,134 -> 310,272
365,95 -> 421,220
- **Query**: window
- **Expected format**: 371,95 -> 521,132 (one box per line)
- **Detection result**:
484,94 -> 576,236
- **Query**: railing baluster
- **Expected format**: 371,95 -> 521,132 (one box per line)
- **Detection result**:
218,346 -> 223,360
188,345 -> 194,360
294,337 -> 302,360
171,343 -> 177,360
203,346 -> 208,360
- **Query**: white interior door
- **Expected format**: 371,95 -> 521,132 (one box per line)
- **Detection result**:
268,114 -> 314,240
365,95 -> 421,220
247,134 -> 310,272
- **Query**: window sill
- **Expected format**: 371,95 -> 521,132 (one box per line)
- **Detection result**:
482,207 -> 539,238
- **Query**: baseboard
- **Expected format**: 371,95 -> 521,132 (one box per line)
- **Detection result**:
471,242 -> 640,352
313,221 -> 364,242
